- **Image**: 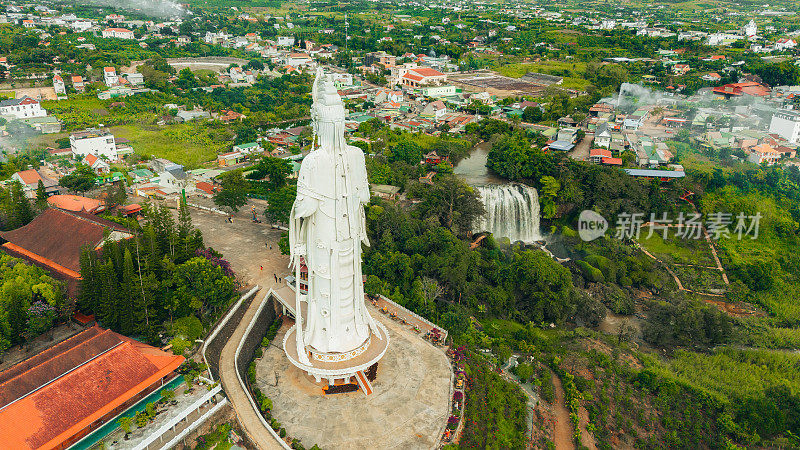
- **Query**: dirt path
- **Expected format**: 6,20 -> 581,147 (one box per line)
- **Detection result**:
568,132 -> 594,161
551,374 -> 575,450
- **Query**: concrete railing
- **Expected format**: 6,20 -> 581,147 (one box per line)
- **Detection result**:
378,294 -> 448,342
233,289 -> 291,450
203,285 -> 260,382
134,385 -> 223,450
156,398 -> 229,450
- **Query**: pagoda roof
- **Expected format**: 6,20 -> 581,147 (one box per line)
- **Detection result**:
0,325 -> 184,449
0,208 -> 132,275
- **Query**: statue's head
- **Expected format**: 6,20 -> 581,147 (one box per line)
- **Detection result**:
312,70 -> 346,125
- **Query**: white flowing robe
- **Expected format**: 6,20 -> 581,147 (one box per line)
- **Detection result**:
289,143 -> 378,354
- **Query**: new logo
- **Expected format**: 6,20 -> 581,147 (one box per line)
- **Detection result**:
578,210 -> 608,241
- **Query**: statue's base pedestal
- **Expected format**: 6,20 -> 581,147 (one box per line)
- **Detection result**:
283,322 -> 390,386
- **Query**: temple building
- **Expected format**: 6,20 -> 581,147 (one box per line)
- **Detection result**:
0,326 -> 184,449
0,208 -> 133,296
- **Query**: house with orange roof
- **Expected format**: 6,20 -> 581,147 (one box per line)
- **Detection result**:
11,169 -> 60,198
713,81 -> 770,98
71,75 -> 85,92
589,148 -> 613,163
101,27 -> 134,39
83,153 -> 110,174
747,143 -> 781,165
0,208 -> 133,295
53,74 -> 66,96
47,194 -> 105,214
103,67 -> 118,86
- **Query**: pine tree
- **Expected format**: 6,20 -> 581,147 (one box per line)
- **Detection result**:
118,249 -> 136,334
35,180 -> 47,209
78,247 -> 99,312
8,181 -> 32,229
115,182 -> 127,206
7,293 -> 28,345
177,198 -> 193,262
98,262 -> 120,330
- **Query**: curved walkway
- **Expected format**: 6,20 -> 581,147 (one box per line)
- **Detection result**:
218,290 -> 283,450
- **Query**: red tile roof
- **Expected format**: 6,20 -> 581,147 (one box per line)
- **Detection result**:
46,195 -> 105,214
0,208 -> 131,274
0,326 -> 184,449
410,67 -> 445,78
14,169 -> 42,186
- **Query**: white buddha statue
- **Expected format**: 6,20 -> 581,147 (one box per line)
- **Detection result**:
289,69 -> 380,365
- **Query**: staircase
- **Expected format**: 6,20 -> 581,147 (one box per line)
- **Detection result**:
355,370 -> 373,396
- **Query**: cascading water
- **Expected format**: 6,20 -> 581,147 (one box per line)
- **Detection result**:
476,184 -> 541,243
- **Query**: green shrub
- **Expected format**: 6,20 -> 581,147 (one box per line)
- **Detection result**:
576,260 -> 605,283
169,337 -> 191,355
174,315 -> 204,341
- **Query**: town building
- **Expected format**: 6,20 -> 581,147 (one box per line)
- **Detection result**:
11,169 -> 60,198
0,96 -> 47,119
70,128 -> 118,160
103,66 -> 118,86
71,75 -> 85,91
83,153 -> 111,173
102,27 -> 134,39
53,74 -> 66,96
747,143 -> 781,165
589,148 -> 612,163
769,111 -> 800,144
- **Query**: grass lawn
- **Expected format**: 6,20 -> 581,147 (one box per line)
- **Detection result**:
638,226 -> 715,266
111,123 -> 224,169
496,61 -> 590,90
480,318 -> 526,339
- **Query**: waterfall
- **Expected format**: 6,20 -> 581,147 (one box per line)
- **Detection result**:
476,184 -> 541,243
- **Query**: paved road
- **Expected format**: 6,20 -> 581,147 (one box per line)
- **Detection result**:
218,291 -> 283,450
189,201 -> 291,450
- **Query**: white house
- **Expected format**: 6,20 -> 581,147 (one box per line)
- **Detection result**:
70,128 -> 118,160
83,153 -> 110,174
742,20 -> 757,38
71,20 -> 93,32
397,66 -> 447,88
102,27 -> 134,39
103,67 -> 119,86
421,100 -> 447,120
769,111 -> 800,144
286,53 -> 312,68
71,75 -> 85,91
0,96 -> 47,119
774,38 -> 797,51
233,142 -> 262,155
53,74 -> 66,96
277,36 -> 295,47
594,123 -> 612,148
123,71 -> 144,86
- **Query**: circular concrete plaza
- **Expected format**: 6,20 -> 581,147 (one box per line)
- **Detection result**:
255,309 -> 452,449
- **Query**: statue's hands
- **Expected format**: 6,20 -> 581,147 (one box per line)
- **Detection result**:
294,196 -> 319,218
294,244 -> 307,256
